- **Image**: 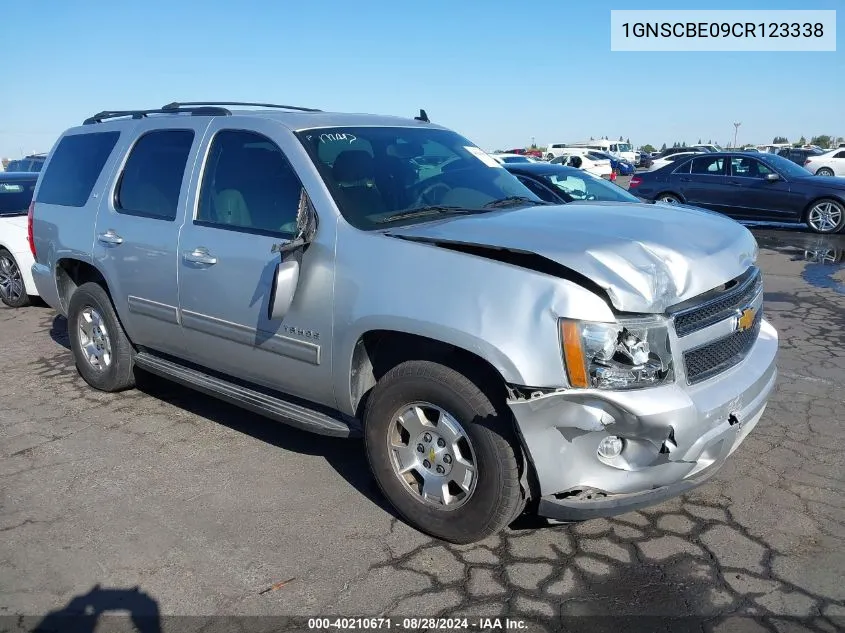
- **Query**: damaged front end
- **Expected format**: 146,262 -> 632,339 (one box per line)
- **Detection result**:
507,310 -> 778,521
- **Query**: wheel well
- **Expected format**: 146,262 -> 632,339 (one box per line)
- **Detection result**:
55,259 -> 109,313
349,330 -> 508,419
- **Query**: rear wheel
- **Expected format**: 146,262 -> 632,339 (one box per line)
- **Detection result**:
0,249 -> 30,308
805,199 -> 845,234
815,167 -> 835,177
67,282 -> 136,392
657,193 -> 681,204
364,360 -> 524,544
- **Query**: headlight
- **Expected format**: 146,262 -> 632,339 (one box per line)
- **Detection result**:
560,316 -> 674,390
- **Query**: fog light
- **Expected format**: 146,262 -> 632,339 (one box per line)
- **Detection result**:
597,436 -> 624,459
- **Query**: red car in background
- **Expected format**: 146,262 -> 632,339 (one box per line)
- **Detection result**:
508,148 -> 544,159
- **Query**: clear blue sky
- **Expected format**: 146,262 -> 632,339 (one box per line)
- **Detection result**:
1,0 -> 841,157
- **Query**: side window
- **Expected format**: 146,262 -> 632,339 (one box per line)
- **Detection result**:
116,130 -> 194,221
672,158 -> 692,174
835,151 -> 845,159
730,157 -> 772,178
37,132 -> 120,207
690,156 -> 725,175
516,176 -> 558,203
197,130 -> 303,236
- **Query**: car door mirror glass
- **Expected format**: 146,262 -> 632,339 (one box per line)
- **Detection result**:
765,173 -> 780,181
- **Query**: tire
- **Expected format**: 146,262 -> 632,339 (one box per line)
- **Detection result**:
804,198 -> 845,234
67,282 -> 136,392
364,360 -> 524,544
815,167 -> 835,177
546,153 -> 555,161
0,249 -> 31,308
657,193 -> 682,204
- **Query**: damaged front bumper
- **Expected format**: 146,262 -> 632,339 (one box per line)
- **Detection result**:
508,318 -> 778,521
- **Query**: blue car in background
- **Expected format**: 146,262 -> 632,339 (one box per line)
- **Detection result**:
587,150 -> 635,175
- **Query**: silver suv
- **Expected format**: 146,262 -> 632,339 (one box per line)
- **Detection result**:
29,102 -> 778,543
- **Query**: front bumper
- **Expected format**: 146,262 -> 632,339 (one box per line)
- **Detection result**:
508,318 -> 778,521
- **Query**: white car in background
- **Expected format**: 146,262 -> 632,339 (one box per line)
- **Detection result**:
804,148 -> 845,177
0,173 -> 39,308
489,153 -> 539,164
647,151 -> 701,172
550,149 -> 613,179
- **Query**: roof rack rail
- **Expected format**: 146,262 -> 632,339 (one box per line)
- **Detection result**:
83,106 -> 232,125
161,101 -> 323,113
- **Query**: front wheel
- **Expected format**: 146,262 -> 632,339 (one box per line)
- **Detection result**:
364,360 -> 524,544
815,167 -> 835,177
805,199 -> 845,234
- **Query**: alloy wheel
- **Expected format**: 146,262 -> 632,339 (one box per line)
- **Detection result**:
807,201 -> 843,233
387,402 -> 478,510
0,254 -> 23,304
77,306 -> 114,371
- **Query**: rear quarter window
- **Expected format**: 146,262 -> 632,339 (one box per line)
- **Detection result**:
37,132 -> 120,207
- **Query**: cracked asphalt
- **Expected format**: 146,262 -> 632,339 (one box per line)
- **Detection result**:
1,226 -> 844,630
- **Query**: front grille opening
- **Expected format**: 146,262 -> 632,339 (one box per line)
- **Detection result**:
684,314 -> 762,384
672,268 -> 762,338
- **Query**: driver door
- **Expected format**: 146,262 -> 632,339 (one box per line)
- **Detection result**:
176,119 -> 336,406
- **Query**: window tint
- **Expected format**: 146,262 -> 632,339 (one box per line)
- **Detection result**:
296,126 -> 537,230
37,132 -> 119,207
833,151 -> 845,159
517,176 -> 558,203
0,178 -> 37,215
197,130 -> 304,236
690,156 -> 725,175
730,157 -> 773,178
116,130 -> 194,221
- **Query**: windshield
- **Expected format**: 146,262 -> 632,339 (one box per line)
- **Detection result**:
0,179 -> 36,215
617,143 -> 632,152
295,127 -> 541,229
761,154 -> 812,178
587,151 -> 609,162
544,170 -> 640,203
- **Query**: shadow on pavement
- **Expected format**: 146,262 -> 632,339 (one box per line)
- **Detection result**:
31,584 -> 160,633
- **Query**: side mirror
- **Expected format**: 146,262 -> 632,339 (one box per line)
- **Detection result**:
267,189 -> 317,321
765,173 -> 780,182
269,259 -> 300,320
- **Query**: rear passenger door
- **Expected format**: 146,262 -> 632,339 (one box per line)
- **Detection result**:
674,155 -> 729,211
93,118 -> 211,354
175,118 -> 336,407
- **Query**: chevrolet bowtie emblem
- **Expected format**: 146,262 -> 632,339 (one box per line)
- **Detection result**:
736,306 -> 757,332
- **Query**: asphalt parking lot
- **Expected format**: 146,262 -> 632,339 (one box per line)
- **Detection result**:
1,226 -> 844,628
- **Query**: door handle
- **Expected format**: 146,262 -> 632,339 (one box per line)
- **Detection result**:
97,230 -> 124,245
183,247 -> 218,265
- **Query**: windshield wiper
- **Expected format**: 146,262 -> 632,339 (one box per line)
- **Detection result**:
483,196 -> 551,209
377,205 -> 483,223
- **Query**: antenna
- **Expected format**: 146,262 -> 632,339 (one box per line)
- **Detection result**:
414,109 -> 429,123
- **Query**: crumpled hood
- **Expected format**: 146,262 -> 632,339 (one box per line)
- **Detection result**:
385,201 -> 758,313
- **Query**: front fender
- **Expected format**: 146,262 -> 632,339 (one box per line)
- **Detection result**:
331,227 -> 615,415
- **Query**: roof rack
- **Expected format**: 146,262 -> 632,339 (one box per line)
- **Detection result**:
161,101 -> 323,113
83,106 -> 231,125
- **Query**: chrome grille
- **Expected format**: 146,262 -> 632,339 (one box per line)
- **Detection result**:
683,313 -> 762,384
672,267 -> 763,338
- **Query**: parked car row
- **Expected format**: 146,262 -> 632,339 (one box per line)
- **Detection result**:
9,101 -> 781,545
630,151 -> 845,233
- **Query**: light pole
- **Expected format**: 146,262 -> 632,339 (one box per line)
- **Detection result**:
733,122 -> 741,149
